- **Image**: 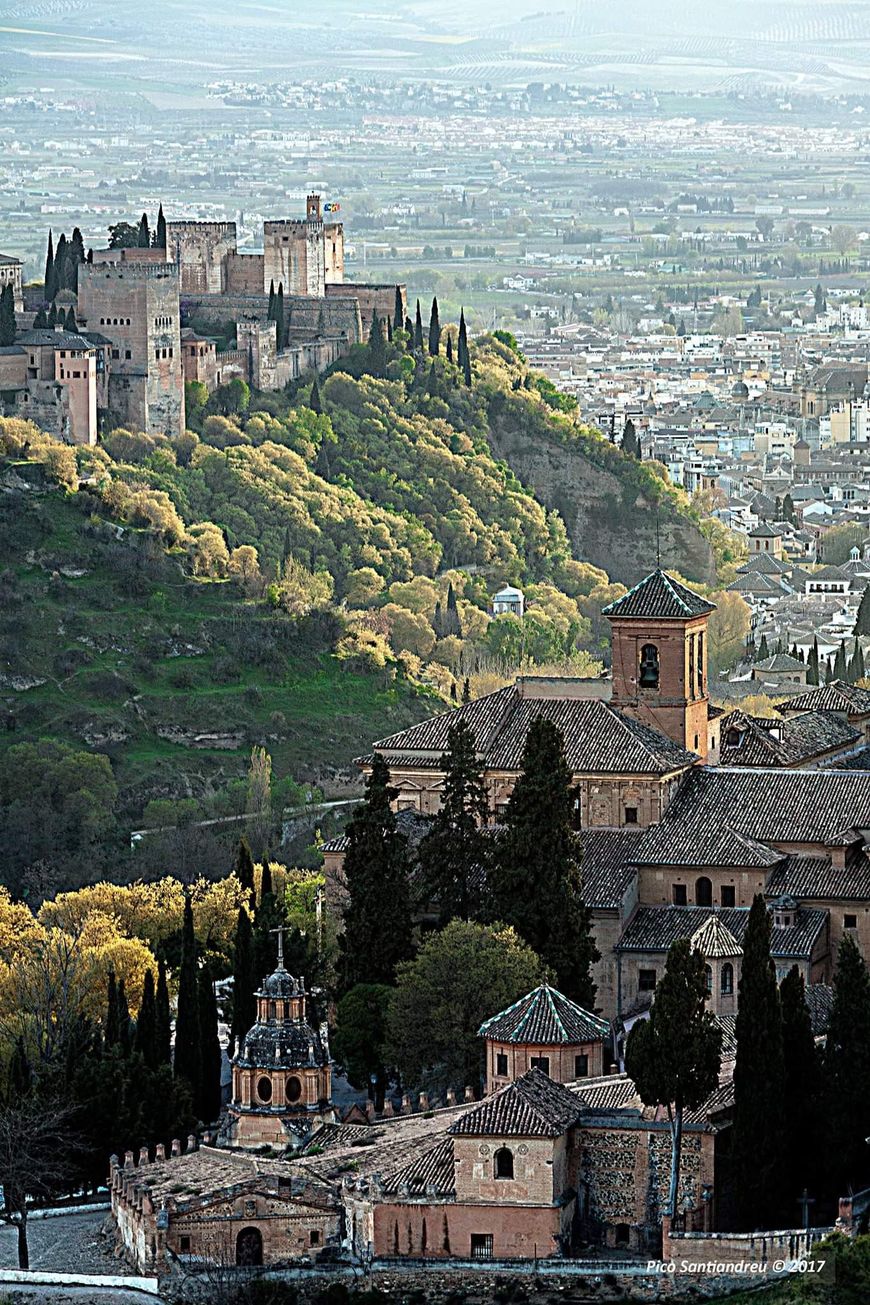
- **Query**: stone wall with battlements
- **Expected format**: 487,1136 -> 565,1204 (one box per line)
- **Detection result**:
166,221 -> 237,295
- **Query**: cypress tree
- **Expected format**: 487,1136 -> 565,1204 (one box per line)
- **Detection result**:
625,939 -> 721,1218
134,969 -> 158,1069
253,854 -> 285,986
48,303 -> 57,328
156,203 -> 167,250
825,656 -> 835,684
234,837 -> 256,909
621,418 -> 639,458
339,754 -> 413,990
416,719 -> 490,923
826,933 -> 870,1194
105,971 -> 120,1049
368,310 -> 386,377
732,894 -> 786,1230
260,853 -> 273,902
33,307 -> 48,330
69,227 -> 85,289
779,966 -> 824,1217
461,676 -> 471,704
458,309 -> 471,385
117,978 -> 132,1057
413,300 -> 424,351
488,718 -> 598,1007
446,333 -> 454,364
757,633 -> 769,660
404,315 -> 414,337
393,286 -> 404,336
445,581 -> 461,636
310,376 -> 323,415
197,966 -> 222,1125
53,233 -> 68,295
155,958 -> 171,1067
173,895 -> 201,1110
44,229 -> 55,298
277,283 -> 286,349
230,907 -> 256,1054
267,280 -> 276,321
855,587 -> 870,637
64,305 -> 77,333
850,635 -> 865,684
137,212 -> 150,248
834,639 -> 848,681
0,285 -> 15,348
428,296 -> 440,356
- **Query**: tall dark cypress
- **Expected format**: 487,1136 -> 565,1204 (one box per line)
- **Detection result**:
339,754 -> 413,991
732,895 -> 786,1230
415,719 -> 490,923
156,203 -> 167,250
368,311 -> 386,377
310,376 -> 323,415
428,296 -> 441,356
393,286 -> 404,336
135,969 -> 158,1069
105,971 -> 120,1049
234,837 -> 256,909
826,933 -> 870,1195
276,284 -> 285,350
458,309 -> 472,385
64,305 -> 77,333
0,285 -> 15,348
253,855 -> 285,985
413,300 -> 424,351
137,212 -> 150,248
404,315 -> 413,337
53,233 -> 68,300
230,907 -> 256,1054
779,966 -> 823,1218
446,333 -> 454,365
197,966 -> 222,1125
488,718 -> 597,1007
44,229 -> 55,297
117,978 -> 132,1057
155,958 -> 171,1067
173,895 -> 201,1112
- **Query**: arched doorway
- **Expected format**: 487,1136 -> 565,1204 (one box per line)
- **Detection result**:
695,876 -> 713,907
236,1226 -> 263,1266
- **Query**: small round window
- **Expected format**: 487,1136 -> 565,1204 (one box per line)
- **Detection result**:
286,1076 -> 302,1103
257,1075 -> 272,1103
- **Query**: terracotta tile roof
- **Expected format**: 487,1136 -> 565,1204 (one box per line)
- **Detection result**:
370,685 -> 697,776
381,1136 -> 456,1197
630,766 -> 870,857
449,1068 -> 581,1138
569,1074 -> 642,1112
616,905 -> 827,961
601,569 -> 715,621
776,679 -> 870,716
764,848 -> 870,900
579,828 -> 645,908
479,983 -> 609,1045
689,915 -> 742,958
719,709 -> 860,768
835,745 -> 870,771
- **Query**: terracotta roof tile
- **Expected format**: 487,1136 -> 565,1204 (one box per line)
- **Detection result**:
479,983 -> 609,1045
616,905 -> 827,961
449,1069 -> 581,1138
777,680 -> 870,716
601,569 -> 715,621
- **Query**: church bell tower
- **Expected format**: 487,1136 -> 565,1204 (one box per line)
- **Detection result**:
602,569 -> 716,762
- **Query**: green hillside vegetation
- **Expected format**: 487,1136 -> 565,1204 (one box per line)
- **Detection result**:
0,324 -> 745,892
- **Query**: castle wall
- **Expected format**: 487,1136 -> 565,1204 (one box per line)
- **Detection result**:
0,349 -> 26,391
369,1200 -> 566,1261
328,282 -> 404,336
324,222 -> 345,284
264,221 -> 326,297
166,221 -> 237,295
55,348 -> 97,445
0,258 -> 24,311
226,251 -> 265,293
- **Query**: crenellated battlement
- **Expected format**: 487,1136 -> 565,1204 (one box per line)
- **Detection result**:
80,261 -> 180,284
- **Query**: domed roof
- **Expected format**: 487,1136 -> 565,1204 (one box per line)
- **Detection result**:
732,379 -> 749,398
257,965 -> 299,999
236,1019 -> 328,1071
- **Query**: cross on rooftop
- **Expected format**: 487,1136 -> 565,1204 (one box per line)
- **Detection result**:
270,924 -> 285,969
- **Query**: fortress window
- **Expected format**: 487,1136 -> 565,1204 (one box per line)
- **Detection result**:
624,806 -> 638,825
638,969 -> 657,992
574,1054 -> 589,1078
496,1052 -> 508,1076
310,1230 -> 320,1246
845,914 -> 858,930
721,886 -> 735,907
705,965 -> 713,994
529,1056 -> 549,1076
494,1147 -> 514,1180
639,643 -> 659,689
721,964 -> 734,995
672,884 -> 687,905
125,350 -> 131,360
695,876 -> 713,907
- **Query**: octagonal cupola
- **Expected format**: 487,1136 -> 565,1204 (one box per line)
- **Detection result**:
227,928 -> 332,1150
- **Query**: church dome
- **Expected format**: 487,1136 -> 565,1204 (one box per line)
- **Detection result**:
731,379 -> 749,399
237,1019 -> 328,1070
258,965 -> 298,999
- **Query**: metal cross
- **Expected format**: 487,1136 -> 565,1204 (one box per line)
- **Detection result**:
270,925 -> 285,969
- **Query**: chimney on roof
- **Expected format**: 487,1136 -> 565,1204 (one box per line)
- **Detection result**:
171,1138 -> 181,1157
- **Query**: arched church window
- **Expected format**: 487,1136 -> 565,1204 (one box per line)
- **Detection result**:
286,1076 -> 302,1103
639,644 -> 660,688
494,1147 -> 514,1180
704,965 -> 713,994
721,964 -> 734,995
256,1075 -> 272,1103
695,876 -> 713,907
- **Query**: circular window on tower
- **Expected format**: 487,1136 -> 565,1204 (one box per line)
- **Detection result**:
286,1076 -> 302,1104
256,1075 -> 272,1104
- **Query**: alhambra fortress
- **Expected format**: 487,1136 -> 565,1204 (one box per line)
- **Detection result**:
110,570 -> 870,1278
0,197 -> 401,444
